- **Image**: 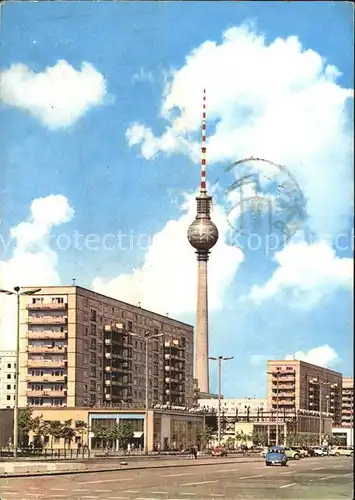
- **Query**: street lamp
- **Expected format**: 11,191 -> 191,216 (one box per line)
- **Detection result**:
267,371 -> 281,445
311,378 -> 338,447
208,355 -> 233,446
0,286 -> 41,458
144,331 -> 163,455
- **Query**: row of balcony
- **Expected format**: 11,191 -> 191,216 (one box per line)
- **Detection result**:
27,345 -> 67,354
26,303 -> 67,310
27,316 -> 67,324
27,331 -> 67,339
26,390 -> 67,397
27,375 -> 66,382
27,360 -> 67,368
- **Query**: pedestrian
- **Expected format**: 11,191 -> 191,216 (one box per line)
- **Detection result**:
192,446 -> 197,459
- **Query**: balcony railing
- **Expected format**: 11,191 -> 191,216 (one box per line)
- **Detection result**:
27,331 -> 67,340
26,303 -> 67,310
27,346 -> 67,354
27,317 -> 67,324
27,375 -> 66,383
27,390 -> 66,397
27,360 -> 66,368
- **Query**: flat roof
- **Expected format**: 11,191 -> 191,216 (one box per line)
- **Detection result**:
22,285 -> 193,329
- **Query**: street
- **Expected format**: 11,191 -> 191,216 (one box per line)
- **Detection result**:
0,456 -> 353,499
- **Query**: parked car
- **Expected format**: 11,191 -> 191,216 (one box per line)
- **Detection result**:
211,446 -> 227,457
329,446 -> 354,457
265,446 -> 288,466
293,447 -> 308,458
312,447 -> 328,456
282,446 -> 301,460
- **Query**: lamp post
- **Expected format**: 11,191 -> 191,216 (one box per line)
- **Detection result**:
143,331 -> 163,455
0,286 -> 41,458
311,378 -> 338,447
208,355 -> 233,446
267,371 -> 281,445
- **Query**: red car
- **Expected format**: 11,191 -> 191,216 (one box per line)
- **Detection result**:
211,446 -> 227,457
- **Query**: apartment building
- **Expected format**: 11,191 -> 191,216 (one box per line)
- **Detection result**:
18,286 -> 194,409
267,360 -> 343,426
342,377 -> 353,428
0,351 -> 16,409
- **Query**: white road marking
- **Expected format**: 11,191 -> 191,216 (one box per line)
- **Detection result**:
333,465 -> 342,468
50,490 -> 66,492
208,495 -> 224,497
1,494 -> 17,496
123,491 -> 140,494
280,471 -> 292,475
342,473 -> 353,476
28,487 -> 40,490
312,467 -> 324,470
73,490 -> 90,492
95,489 -> 112,492
239,475 -> 263,480
163,472 -> 194,477
319,475 -> 337,480
279,483 -> 296,489
78,478 -> 134,485
181,480 -> 219,487
180,494 -> 196,497
151,493 -> 168,495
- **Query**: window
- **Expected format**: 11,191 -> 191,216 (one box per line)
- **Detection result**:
90,338 -> 96,350
90,394 -> 96,404
127,321 -> 133,331
90,380 -> 96,391
7,363 -> 11,369
90,353 -> 96,364
6,395 -> 11,400
90,309 -> 97,322
7,374 -> 11,379
90,367 -> 96,378
91,323 -> 96,335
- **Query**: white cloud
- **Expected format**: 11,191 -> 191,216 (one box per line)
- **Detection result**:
92,192 -> 243,315
248,241 -> 353,309
0,60 -> 107,129
0,195 -> 74,350
126,23 -> 353,240
285,344 -> 340,368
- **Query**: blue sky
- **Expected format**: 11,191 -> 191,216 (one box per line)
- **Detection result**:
0,1 -> 353,398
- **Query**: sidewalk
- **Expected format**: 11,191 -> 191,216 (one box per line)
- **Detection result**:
0,455 -> 263,478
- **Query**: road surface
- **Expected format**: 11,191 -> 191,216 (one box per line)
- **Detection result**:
0,455 -> 353,499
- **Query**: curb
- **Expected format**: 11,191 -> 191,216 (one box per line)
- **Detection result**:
0,457 -> 263,479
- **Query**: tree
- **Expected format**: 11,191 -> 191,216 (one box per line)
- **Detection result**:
198,426 -> 214,449
108,423 -> 121,451
94,422 -> 111,450
118,422 -> 134,450
61,419 -> 76,449
224,436 -> 235,450
47,421 -> 64,449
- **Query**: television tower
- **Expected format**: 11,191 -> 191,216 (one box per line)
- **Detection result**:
187,89 -> 219,394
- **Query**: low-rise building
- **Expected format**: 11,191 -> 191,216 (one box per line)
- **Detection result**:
198,397 -> 267,416
0,351 -> 16,409
20,407 -> 205,453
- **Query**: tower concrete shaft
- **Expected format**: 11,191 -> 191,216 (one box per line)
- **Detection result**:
195,253 -> 209,393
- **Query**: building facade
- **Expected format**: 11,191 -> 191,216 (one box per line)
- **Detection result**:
0,351 -> 16,409
18,286 -> 194,409
198,398 -> 267,416
267,360 -> 343,426
341,377 -> 353,428
23,407 -> 204,452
